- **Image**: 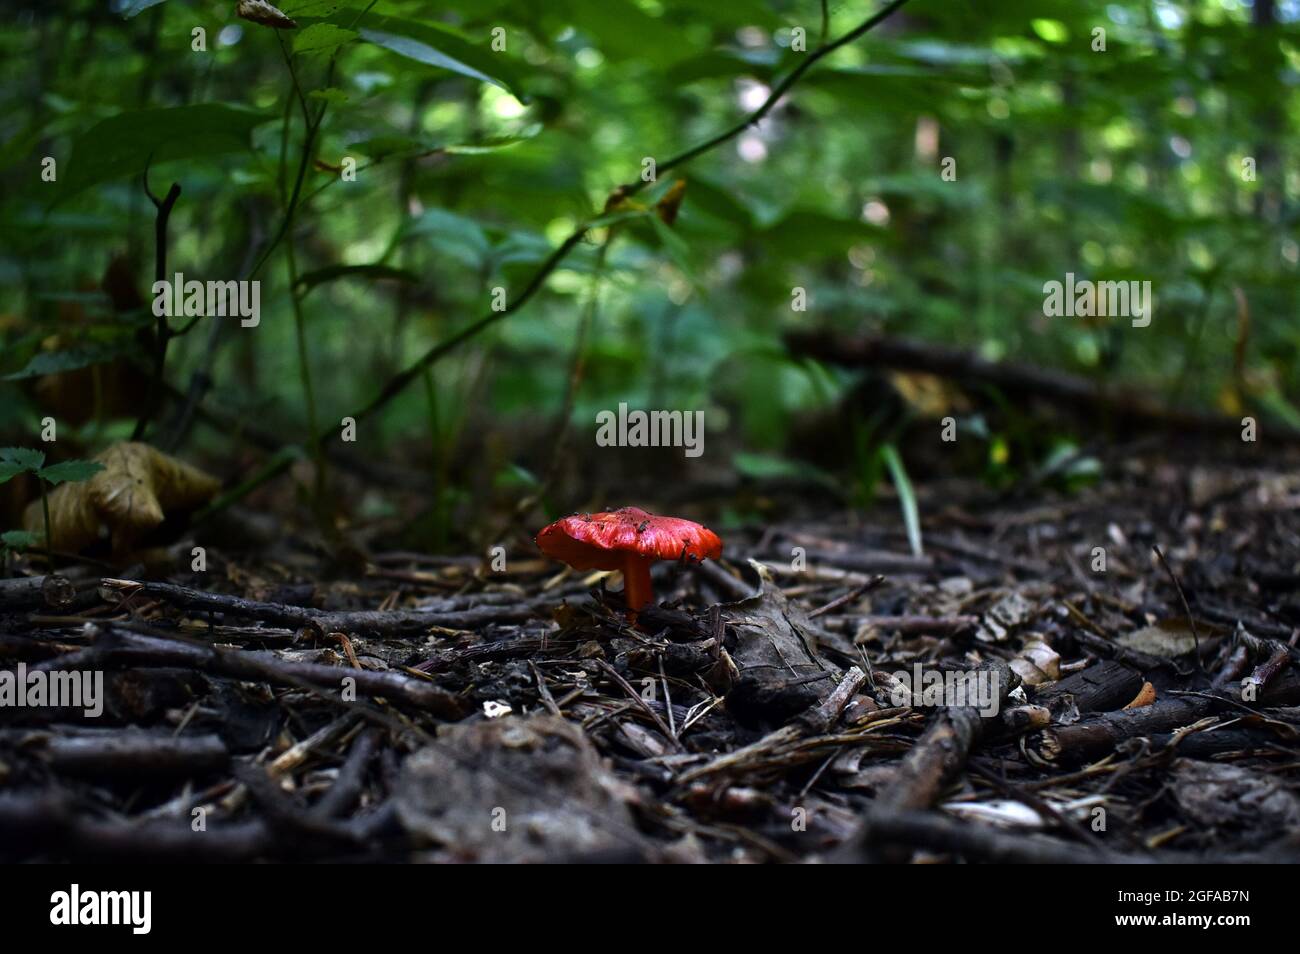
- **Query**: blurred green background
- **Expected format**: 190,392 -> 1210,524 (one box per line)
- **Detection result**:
1,0 -> 1297,542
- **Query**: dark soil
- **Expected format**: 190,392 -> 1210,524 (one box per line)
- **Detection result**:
2,438 -> 1298,863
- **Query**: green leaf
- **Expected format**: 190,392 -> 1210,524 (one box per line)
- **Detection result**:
359,29 -> 497,87
120,0 -> 169,17
295,263 -> 418,293
38,460 -> 105,485
0,448 -> 45,472
647,214 -> 698,282
681,176 -> 754,229
347,136 -> 437,161
280,0 -> 353,15
494,463 -> 540,490
564,0 -> 683,63
3,342 -> 134,381
1030,19 -> 1070,44
880,444 -> 923,558
0,530 -> 38,550
585,208 -> 653,231
63,104 -> 270,196
443,124 -> 542,155
732,452 -> 836,487
0,462 -> 26,484
403,208 -> 492,268
294,23 -> 358,56
759,210 -> 883,259
315,13 -> 524,95
349,124 -> 541,162
1258,389 -> 1300,431
308,87 -> 351,106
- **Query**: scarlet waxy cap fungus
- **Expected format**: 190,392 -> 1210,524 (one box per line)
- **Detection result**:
535,507 -> 722,614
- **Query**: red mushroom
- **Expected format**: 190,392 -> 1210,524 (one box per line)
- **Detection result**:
536,507 -> 723,616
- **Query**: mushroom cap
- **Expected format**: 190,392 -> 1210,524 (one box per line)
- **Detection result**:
535,507 -> 722,572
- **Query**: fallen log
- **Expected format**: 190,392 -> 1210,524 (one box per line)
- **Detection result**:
786,331 -> 1300,443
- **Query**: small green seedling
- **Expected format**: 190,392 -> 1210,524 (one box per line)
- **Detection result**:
0,448 -> 104,563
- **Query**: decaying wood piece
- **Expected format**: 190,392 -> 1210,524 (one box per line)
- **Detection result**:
1,729 -> 228,776
1038,669 -> 1300,761
312,728 -> 380,820
797,665 -> 868,734
99,577 -> 543,635
822,613 -> 979,636
0,575 -> 75,610
0,793 -> 275,862
1032,659 -> 1144,715
786,330 -> 1300,443
83,624 -> 468,719
849,806 -> 1138,864
877,660 -> 1017,812
675,667 -> 869,785
846,806 -> 1299,864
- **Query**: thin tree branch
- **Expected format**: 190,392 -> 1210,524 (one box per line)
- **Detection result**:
131,161 -> 181,441
629,0 -> 911,189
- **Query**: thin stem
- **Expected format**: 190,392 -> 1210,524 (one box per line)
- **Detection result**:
39,480 -> 52,568
344,227 -> 590,429
623,0 -> 912,194
421,367 -> 449,548
132,172 -> 182,440
285,239 -> 326,509
623,555 -> 654,614
505,231 -> 614,534
249,0 -> 378,280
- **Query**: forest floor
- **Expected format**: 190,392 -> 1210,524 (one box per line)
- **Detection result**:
2,438 -> 1299,863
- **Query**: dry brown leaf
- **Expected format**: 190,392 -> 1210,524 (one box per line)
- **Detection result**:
24,442 -> 220,556
236,0 -> 297,29
655,179 -> 687,226
888,371 -> 968,419
1008,635 -> 1060,686
1123,681 -> 1157,710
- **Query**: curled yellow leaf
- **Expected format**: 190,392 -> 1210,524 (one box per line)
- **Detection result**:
24,442 -> 220,557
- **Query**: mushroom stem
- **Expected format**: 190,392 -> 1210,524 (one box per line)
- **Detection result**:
623,554 -> 654,615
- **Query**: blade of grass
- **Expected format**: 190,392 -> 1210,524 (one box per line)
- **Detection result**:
880,443 -> 923,558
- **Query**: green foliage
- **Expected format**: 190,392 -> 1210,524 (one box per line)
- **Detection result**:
1,530 -> 38,551
880,443 -> 922,557
4,342 -> 136,381
62,105 -> 269,196
38,459 -> 106,485
0,447 -> 103,558
0,447 -> 103,486
293,23 -> 358,57
319,11 -> 526,93
2,0 -> 1297,540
